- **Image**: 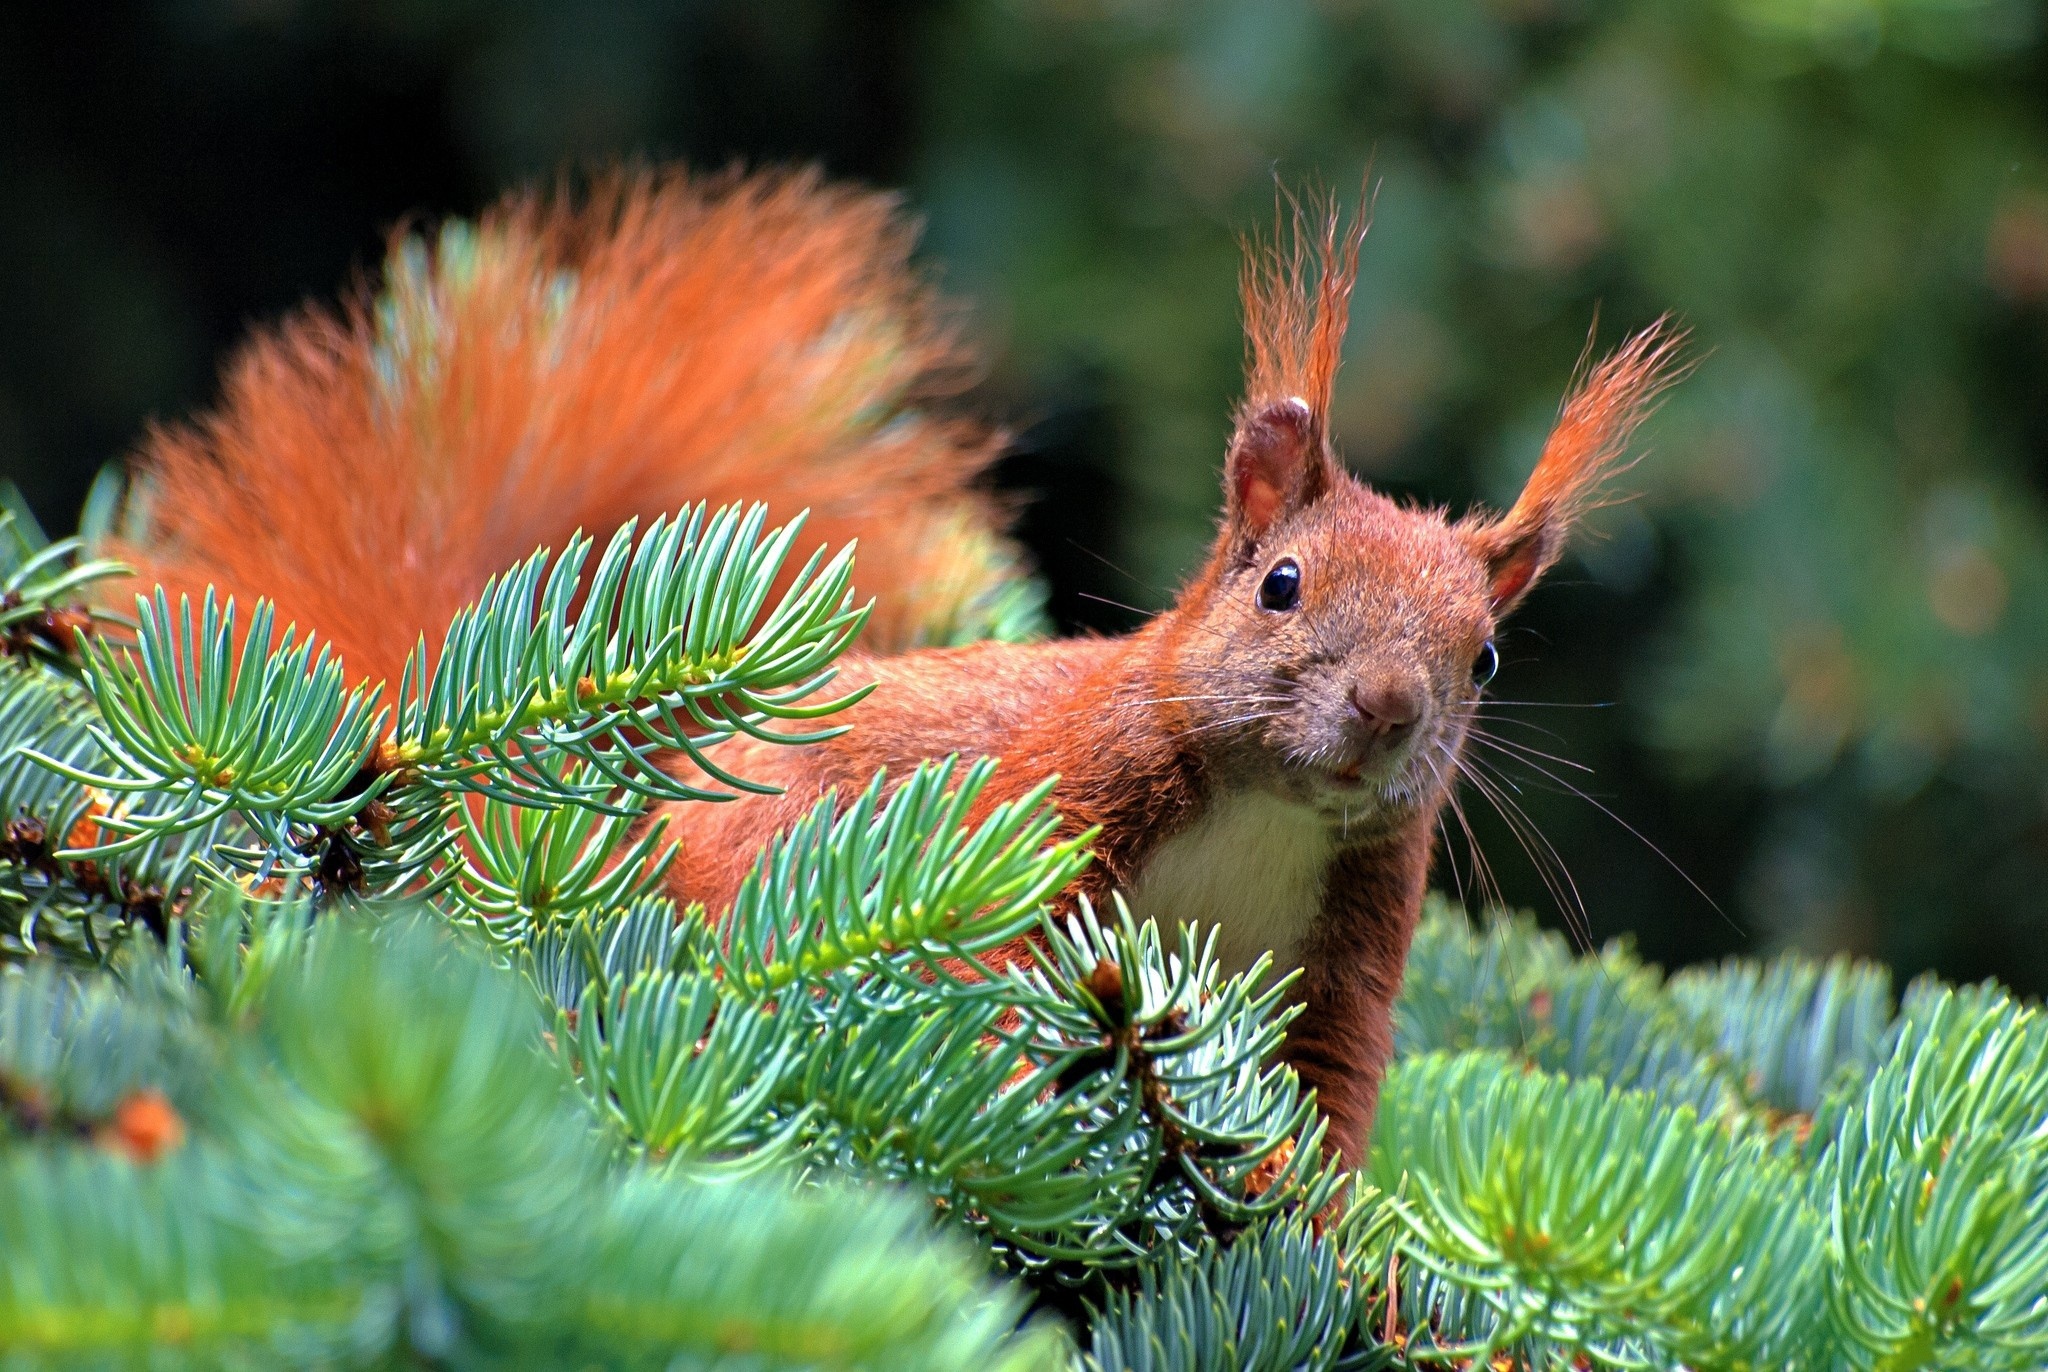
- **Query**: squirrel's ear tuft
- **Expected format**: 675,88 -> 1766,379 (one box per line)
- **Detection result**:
1224,184 -> 1365,547
1464,318 -> 1688,615
1225,397 -> 1334,544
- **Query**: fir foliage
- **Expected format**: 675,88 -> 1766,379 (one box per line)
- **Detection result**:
0,492 -> 2044,1369
0,907 -> 1062,1368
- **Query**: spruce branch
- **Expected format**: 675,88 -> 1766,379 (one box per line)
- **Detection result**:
1820,986 -> 2048,1369
1081,1219 -> 1379,1372
736,887 -> 1339,1265
718,755 -> 1093,1002
0,900 -> 1063,1369
566,964 -> 813,1171
522,893 -> 703,1021
0,667 -> 229,962
1667,950 -> 1894,1121
579,1169 -> 1069,1371
449,751 -> 677,940
0,482 -> 129,678
527,770 -> 1330,1269
226,900 -> 1063,1366
1396,901 -> 1741,1117
0,1148 -> 372,1362
1369,1050 -> 1829,1368
178,884 -> 327,1025
389,504 -> 870,808
26,505 -> 870,898
31,589 -> 389,853
1023,901 -> 1340,1236
784,991 -> 1154,1259
217,909 -> 601,1330
0,959 -> 207,1139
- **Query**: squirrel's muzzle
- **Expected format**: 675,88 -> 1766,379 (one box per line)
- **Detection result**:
1347,677 -> 1424,753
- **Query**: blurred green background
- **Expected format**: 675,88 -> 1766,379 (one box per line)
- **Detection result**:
5,0 -> 2046,991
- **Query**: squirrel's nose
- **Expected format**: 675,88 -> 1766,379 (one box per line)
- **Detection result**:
1349,679 -> 1423,747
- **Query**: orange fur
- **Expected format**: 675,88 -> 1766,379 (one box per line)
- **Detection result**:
1463,318 -> 1688,609
110,167 -> 1022,695
1239,189 -> 1367,427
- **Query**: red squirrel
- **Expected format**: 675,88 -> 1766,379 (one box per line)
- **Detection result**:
112,168 -> 1680,1163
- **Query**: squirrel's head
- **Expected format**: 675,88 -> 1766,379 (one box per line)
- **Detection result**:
1159,193 -> 1683,833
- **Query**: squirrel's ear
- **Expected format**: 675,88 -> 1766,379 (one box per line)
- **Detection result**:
1224,398 -> 1336,546
1464,318 -> 1687,616
1467,519 -> 1561,617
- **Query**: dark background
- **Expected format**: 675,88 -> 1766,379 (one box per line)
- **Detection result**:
6,0 -> 2046,991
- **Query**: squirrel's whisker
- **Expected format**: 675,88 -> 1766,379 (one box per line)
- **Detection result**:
1465,708 -> 1575,747
1455,750 -> 1599,957
1437,768 -> 1545,1050
1464,729 -> 1740,937
1464,729 -> 1596,776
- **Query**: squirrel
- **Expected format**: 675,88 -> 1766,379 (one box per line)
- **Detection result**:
111,166 -> 1681,1164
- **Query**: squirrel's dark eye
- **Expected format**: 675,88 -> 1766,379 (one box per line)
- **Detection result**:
1473,639 -> 1499,687
1257,558 -> 1301,612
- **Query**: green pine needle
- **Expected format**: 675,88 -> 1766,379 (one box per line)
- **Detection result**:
392,503 -> 871,808
1370,1050 -> 1829,1368
719,755 -> 1093,999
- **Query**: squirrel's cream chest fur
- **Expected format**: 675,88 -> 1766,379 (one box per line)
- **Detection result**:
1126,792 -> 1335,980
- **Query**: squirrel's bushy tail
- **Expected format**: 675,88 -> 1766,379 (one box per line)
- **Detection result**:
112,167 -> 1033,692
